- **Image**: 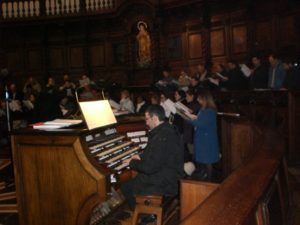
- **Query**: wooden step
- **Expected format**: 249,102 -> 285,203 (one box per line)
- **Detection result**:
0,159 -> 11,170
0,192 -> 16,201
0,204 -> 18,213
0,181 -> 5,190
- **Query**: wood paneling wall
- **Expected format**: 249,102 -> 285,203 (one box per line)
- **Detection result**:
0,0 -> 299,86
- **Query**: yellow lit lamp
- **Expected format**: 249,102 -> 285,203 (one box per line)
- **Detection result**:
79,100 -> 117,130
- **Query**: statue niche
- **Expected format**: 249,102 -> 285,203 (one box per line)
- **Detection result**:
136,21 -> 151,68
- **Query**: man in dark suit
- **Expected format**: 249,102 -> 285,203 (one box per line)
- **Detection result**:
121,105 -> 184,210
250,55 -> 268,89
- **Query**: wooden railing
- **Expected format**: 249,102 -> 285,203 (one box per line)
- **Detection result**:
0,0 -> 121,20
180,126 -> 291,225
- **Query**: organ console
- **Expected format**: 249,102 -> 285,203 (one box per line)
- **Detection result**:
11,115 -> 148,225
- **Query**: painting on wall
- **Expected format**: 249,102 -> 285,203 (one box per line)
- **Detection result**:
136,21 -> 151,68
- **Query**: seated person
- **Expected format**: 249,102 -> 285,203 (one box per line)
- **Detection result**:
178,70 -> 191,91
159,92 -> 173,119
155,68 -> 178,92
60,96 -> 77,118
121,105 -> 184,210
135,95 -> 149,114
119,89 -> 135,113
150,93 -> 160,105
59,74 -> 76,98
23,76 -> 41,95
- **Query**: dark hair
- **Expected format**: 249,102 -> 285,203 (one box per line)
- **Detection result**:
191,76 -> 199,81
227,59 -> 238,66
251,54 -> 262,60
268,52 -> 280,60
197,90 -> 217,111
176,90 -> 186,99
145,105 -> 165,121
186,89 -> 195,96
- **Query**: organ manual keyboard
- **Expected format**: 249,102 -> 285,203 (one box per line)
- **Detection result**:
11,102 -> 148,225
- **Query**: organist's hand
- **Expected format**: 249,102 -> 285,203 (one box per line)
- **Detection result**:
131,154 -> 141,161
122,158 -> 131,167
122,154 -> 141,167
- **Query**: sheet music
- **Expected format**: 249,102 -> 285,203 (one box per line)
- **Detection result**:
176,108 -> 197,120
33,119 -> 83,129
240,64 -> 251,77
208,77 -> 220,86
174,101 -> 190,114
79,100 -> 117,130
9,100 -> 22,112
23,100 -> 34,110
215,72 -> 227,80
109,100 -> 121,110
163,99 -> 177,114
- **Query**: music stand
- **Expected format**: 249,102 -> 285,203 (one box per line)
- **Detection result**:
79,100 -> 117,130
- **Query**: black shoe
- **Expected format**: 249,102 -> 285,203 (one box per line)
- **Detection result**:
138,214 -> 157,225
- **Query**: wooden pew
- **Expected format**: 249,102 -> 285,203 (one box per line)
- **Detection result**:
180,132 -> 291,225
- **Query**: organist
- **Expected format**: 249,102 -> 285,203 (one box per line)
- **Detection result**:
120,105 -> 184,210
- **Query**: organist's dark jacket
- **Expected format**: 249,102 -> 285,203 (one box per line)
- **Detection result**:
129,122 -> 184,196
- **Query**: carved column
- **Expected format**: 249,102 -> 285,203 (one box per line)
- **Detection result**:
202,0 -> 211,65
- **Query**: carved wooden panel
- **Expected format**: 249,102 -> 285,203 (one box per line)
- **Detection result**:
48,48 -> 64,69
6,50 -> 22,71
69,46 -> 84,69
90,44 -> 105,67
210,28 -> 225,57
188,33 -> 202,59
230,123 -> 253,170
27,49 -> 42,71
279,15 -> 297,49
255,21 -> 272,51
112,43 -> 126,65
232,25 -> 247,54
167,35 -> 182,60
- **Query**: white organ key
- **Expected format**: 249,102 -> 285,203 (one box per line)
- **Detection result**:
89,135 -> 125,150
96,141 -> 132,157
114,163 -> 128,171
105,146 -> 140,164
127,130 -> 146,137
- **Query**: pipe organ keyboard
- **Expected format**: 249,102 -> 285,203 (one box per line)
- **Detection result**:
85,127 -> 147,179
11,118 -> 148,225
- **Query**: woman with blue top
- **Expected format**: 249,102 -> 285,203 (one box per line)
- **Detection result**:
187,90 -> 220,180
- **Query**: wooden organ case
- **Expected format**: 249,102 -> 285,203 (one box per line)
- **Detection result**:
11,117 -> 147,225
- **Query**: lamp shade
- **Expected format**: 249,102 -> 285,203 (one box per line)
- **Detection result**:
79,100 -> 117,130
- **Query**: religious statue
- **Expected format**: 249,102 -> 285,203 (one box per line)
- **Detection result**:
136,21 -> 151,67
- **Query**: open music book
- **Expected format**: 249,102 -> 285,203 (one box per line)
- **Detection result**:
163,99 -> 196,120
109,99 -> 121,110
240,64 -> 251,77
